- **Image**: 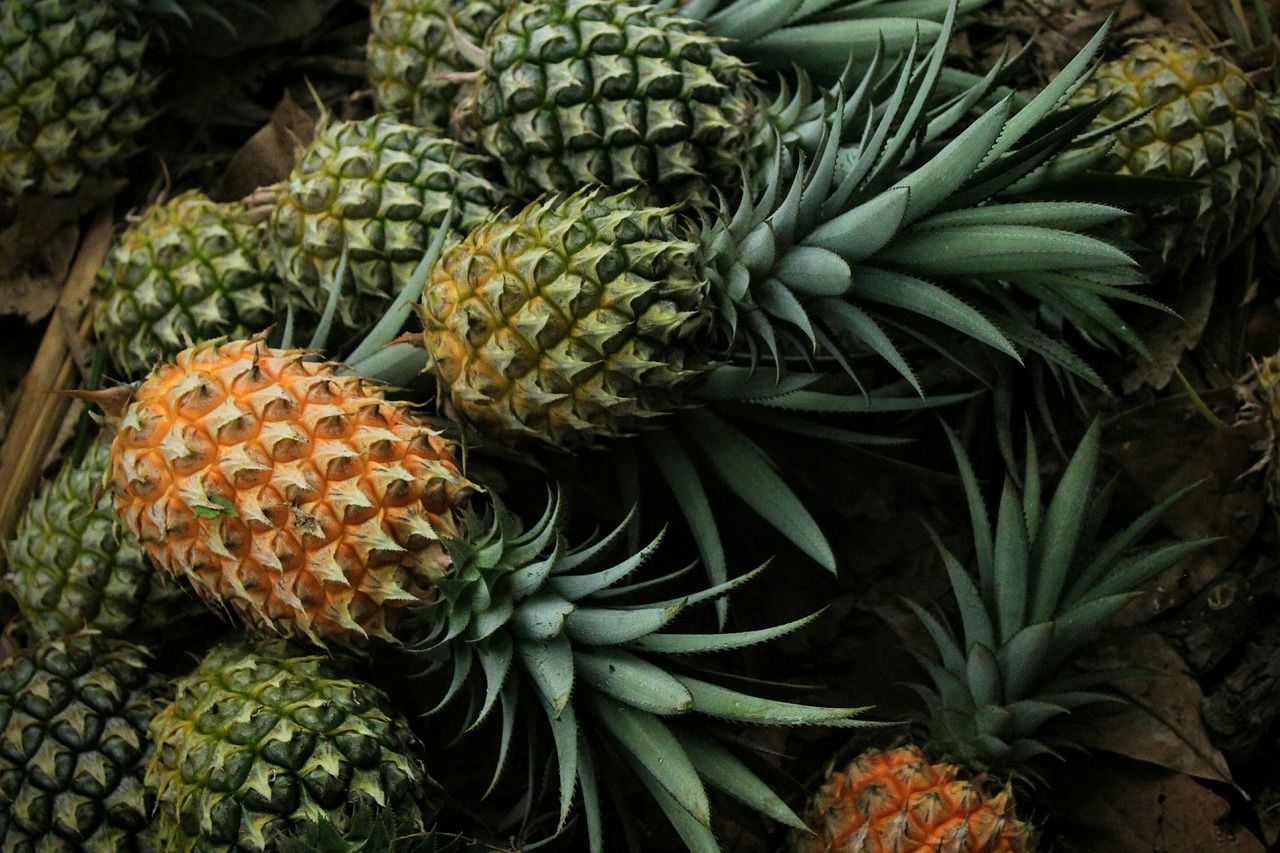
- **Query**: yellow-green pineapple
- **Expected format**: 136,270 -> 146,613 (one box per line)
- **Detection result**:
93,190 -> 277,378
265,115 -> 505,340
0,0 -> 156,196
459,0 -> 756,202
1071,36 -> 1280,276
146,639 -> 429,852
367,0 -> 505,130
4,437 -> 204,640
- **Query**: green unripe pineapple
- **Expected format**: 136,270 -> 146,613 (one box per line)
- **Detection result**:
1072,37 -> 1280,276
267,115 -> 505,339
0,631 -> 169,851
93,190 -> 277,378
5,438 -> 204,640
464,0 -> 755,202
422,189 -> 711,444
367,0 -> 505,130
146,639 -> 429,852
0,0 -> 157,196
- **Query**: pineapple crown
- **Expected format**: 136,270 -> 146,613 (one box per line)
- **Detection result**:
906,422 -> 1213,779
405,492 -> 875,853
272,807 -> 463,853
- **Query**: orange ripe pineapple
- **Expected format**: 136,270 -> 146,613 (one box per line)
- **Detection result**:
794,746 -> 1030,853
108,339 -> 478,645
792,425 -> 1210,853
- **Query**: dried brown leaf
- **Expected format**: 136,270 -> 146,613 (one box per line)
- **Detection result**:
1051,755 -> 1264,853
210,95 -> 316,202
1073,633 -> 1236,786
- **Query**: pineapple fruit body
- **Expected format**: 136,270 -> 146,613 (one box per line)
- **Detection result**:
107,339 -> 478,646
466,0 -> 755,201
5,438 -> 202,640
0,632 -> 168,851
268,115 -> 504,339
367,0 -> 505,129
0,0 -> 156,196
793,746 -> 1031,853
146,639 -> 428,852
1073,37 -> 1280,275
421,190 -> 711,444
94,190 -> 277,378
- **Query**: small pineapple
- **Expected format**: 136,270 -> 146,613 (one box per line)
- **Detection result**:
1071,36 -> 1280,276
93,189 -> 277,378
367,0 -> 505,130
4,436 -> 203,640
0,631 -> 169,851
422,190 -> 712,445
459,0 -> 756,201
97,338 -> 872,852
0,0 -> 156,196
790,424 -> 1211,852
106,338 -> 479,646
146,639 -> 428,852
265,115 -> 505,339
794,745 -> 1030,853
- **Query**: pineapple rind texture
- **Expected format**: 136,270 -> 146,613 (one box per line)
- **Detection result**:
793,746 -> 1031,853
0,632 -> 167,852
1074,37 -> 1280,274
108,339 -> 478,646
94,190 -> 277,378
0,0 -> 156,196
421,190 -> 711,445
367,0 -> 505,129
5,438 -> 201,640
471,0 -> 754,200
269,116 -> 504,338
146,639 -> 427,852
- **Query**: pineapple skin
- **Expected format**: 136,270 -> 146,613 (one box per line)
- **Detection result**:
793,746 -> 1032,853
0,632 -> 169,852
5,438 -> 203,640
0,0 -> 156,196
268,116 -> 505,338
467,0 -> 755,201
146,639 -> 428,852
1074,37 -> 1280,275
94,190 -> 277,378
108,339 -> 479,646
421,190 -> 712,446
367,0 -> 505,129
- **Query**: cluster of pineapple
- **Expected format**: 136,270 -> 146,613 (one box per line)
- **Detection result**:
0,0 -> 1268,849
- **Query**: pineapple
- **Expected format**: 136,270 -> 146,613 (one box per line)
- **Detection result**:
146,638 -> 428,852
403,19 -> 1151,579
93,189 -> 277,378
99,338 -> 873,852
367,0 -> 505,130
0,0 -> 156,196
4,436 -> 203,640
459,0 -> 755,202
793,745 -> 1030,853
790,423 -> 1212,852
1070,36 -> 1280,277
0,631 -> 169,851
265,115 -> 505,339
422,27 -> 1145,450
105,338 -> 479,646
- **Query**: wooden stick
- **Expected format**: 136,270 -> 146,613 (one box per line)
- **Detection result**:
0,209 -> 113,543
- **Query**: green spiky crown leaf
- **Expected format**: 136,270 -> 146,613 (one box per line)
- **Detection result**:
907,422 -> 1213,778
406,494 -> 873,853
